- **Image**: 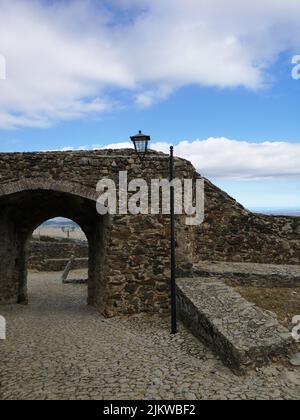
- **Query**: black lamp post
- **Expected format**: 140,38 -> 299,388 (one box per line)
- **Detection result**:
131,131 -> 177,335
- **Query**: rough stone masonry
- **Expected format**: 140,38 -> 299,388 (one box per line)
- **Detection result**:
28,240 -> 88,272
177,277 -> 296,373
0,149 -> 196,316
0,149 -> 299,317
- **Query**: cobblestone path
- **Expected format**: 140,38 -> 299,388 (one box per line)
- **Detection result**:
0,272 -> 299,400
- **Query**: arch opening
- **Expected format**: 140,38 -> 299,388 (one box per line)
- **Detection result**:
0,188 -> 108,310
27,217 -> 89,304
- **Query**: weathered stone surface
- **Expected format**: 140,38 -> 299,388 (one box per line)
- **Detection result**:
197,179 -> 300,265
29,240 -> 88,265
30,257 -> 88,272
0,150 -> 196,316
0,149 -> 299,318
178,261 -> 300,288
177,277 -> 296,374
1,273 -> 300,400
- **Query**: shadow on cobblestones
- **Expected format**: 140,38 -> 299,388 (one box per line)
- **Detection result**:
0,272 -> 299,400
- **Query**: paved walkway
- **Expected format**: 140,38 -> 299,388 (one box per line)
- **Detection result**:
0,272 -> 300,400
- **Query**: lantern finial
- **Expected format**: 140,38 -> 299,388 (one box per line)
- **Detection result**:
130,130 -> 150,161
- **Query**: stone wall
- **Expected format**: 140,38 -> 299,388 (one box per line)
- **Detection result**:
28,240 -> 88,271
0,150 -> 195,316
197,178 -> 300,265
29,240 -> 88,259
29,257 -> 88,272
0,149 -> 299,317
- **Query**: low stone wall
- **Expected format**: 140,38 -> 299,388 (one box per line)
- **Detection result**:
28,240 -> 88,271
178,261 -> 300,288
177,277 -> 296,374
63,278 -> 88,284
29,240 -> 88,259
29,257 -> 88,272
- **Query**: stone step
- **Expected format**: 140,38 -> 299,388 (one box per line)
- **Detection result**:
177,277 -> 296,374
178,261 -> 300,288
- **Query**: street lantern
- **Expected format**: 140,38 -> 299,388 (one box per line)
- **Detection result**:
130,130 -> 151,161
130,131 -> 177,335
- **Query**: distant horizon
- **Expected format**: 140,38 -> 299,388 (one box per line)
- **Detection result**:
249,207 -> 300,216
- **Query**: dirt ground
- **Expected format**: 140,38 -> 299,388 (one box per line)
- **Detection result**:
236,287 -> 300,328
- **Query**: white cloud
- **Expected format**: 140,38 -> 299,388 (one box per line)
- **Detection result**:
0,0 -> 300,128
100,142 -> 133,150
93,137 -> 300,180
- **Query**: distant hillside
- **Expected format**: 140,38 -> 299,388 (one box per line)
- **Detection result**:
251,208 -> 300,217
42,219 -> 78,227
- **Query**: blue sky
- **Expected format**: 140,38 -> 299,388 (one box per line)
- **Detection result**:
0,0 -> 299,210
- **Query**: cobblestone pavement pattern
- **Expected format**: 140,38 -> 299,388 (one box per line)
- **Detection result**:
0,272 -> 300,400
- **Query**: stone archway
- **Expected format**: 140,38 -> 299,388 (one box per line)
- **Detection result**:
0,151 -> 199,317
0,181 -> 109,311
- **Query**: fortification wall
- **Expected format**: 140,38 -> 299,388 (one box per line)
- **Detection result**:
196,179 -> 300,265
0,150 -> 196,315
0,149 -> 299,316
